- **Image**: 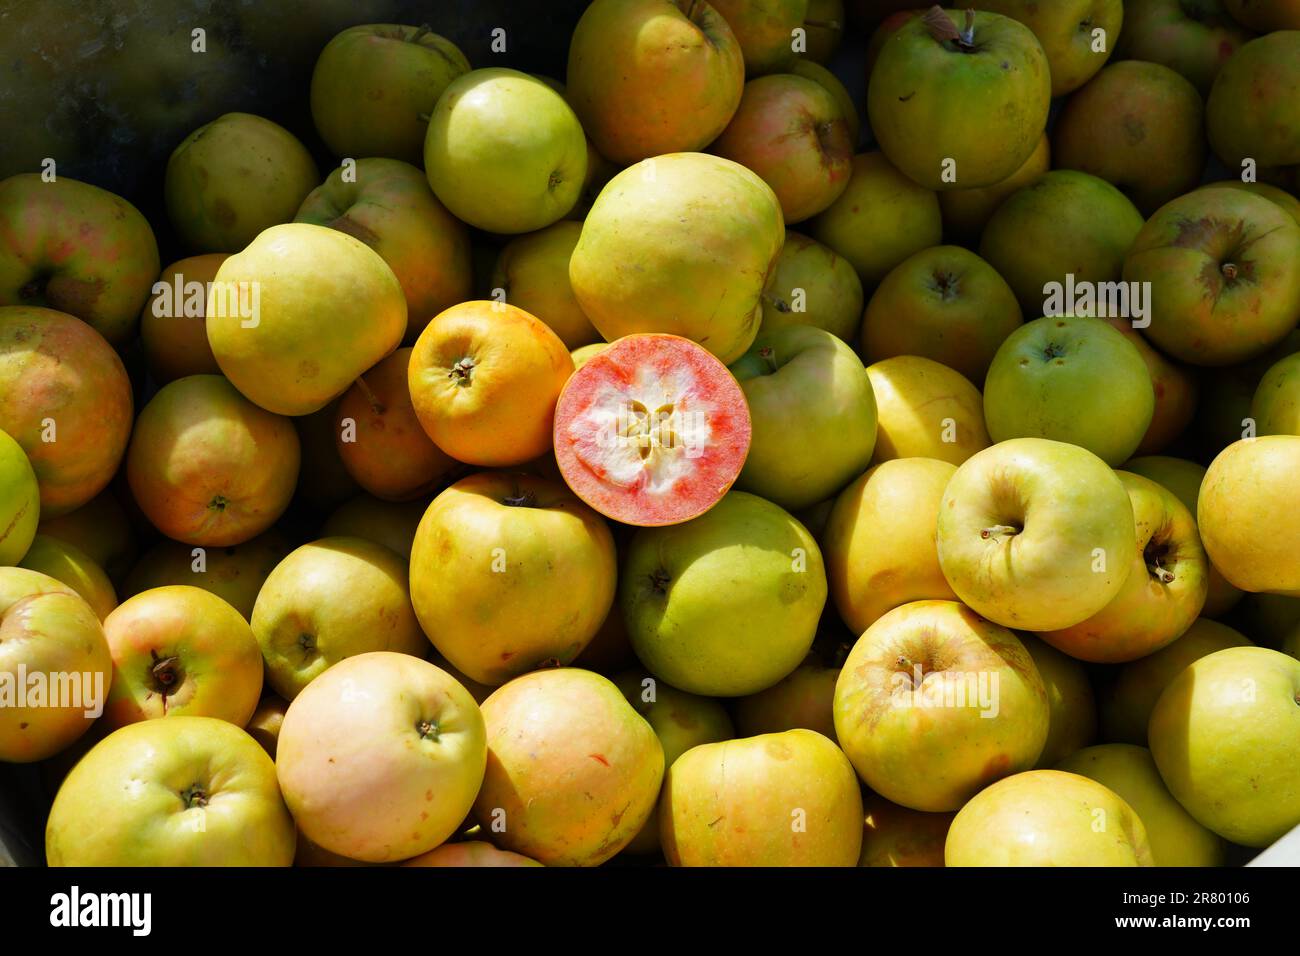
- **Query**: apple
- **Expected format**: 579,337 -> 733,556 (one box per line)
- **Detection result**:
252,537 -> 428,700
18,535 -> 116,621
834,600 -> 1049,811
292,399 -> 359,512
1251,352 -> 1300,435
787,59 -> 860,144
867,356 -> 990,466
711,74 -> 853,223
712,0 -> 807,74
0,174 -> 159,344
1199,436 -> 1300,593
729,325 -> 878,511
566,0 -> 744,164
140,254 -> 227,384
570,153 -> 784,365
945,769 -> 1152,865
861,245 -> 1024,386
124,530 -> 291,621
1020,634 -> 1097,767
1149,646 -> 1300,846
246,693 -> 288,759
1223,0 -> 1300,30
165,113 -> 318,254
1207,31 -> 1300,170
403,842 -> 541,867
758,232 -> 863,342
0,428 -> 38,565
799,0 -> 845,62
1101,317 -> 1198,456
938,133 -> 1050,246
46,716 -> 296,866
977,0 -> 1122,96
310,25 -> 470,164
984,316 -> 1155,467
809,151 -> 941,286
859,791 -> 953,867
295,158 -> 471,343
733,652 -> 840,742
1057,743 -> 1225,866
276,652 -> 487,863
1099,618 -> 1252,745
1115,0 -> 1253,95
321,495 -> 427,561
661,729 -> 862,866
937,438 -> 1135,631
868,8 -> 1050,191
38,491 -> 138,588
491,221 -> 599,349
1198,180 -> 1300,225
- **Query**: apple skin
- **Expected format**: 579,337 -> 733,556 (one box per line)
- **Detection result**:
38,492 -> 138,589
1207,31 -> 1300,170
1020,635 -> 1097,767
787,59 -> 860,144
491,221 -> 599,350
978,0 -> 1123,96
758,232 -> 864,342
1057,743 -> 1225,866
566,0 -> 745,165
1149,646 -> 1300,846
1251,352 -> 1300,435
18,535 -> 116,621
1199,180 -> 1300,226
403,841 -> 542,867
1199,436 -> 1300,594
866,356 -> 990,466
0,174 -> 160,345
945,769 -> 1153,866
824,458 -> 958,635
1039,472 -> 1208,663
424,68 -> 587,234
939,133 -> 1050,247
861,245 -> 1023,386
733,656 -> 839,742
711,74 -> 853,223
1101,317 -> 1198,457
276,652 -> 487,863
1223,0 -> 1300,30
46,716 -> 296,866
322,496 -> 427,561
711,0 -> 808,74
729,325 -> 878,511
0,428 -> 38,565
1116,0 -> 1253,95
140,255 -> 227,384
246,693 -> 288,760
859,790 -> 953,867
310,25 -> 470,164
125,529 -> 292,621
937,438 -> 1135,632
984,316 -> 1155,467
164,113 -> 319,254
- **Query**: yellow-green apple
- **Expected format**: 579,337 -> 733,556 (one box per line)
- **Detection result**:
252,537 -> 428,699
824,457 -> 958,634
937,438 -> 1135,631
733,653 -> 839,742
859,790 -> 954,867
409,472 -> 616,686
310,25 -> 470,164
787,59 -> 860,143
938,133 -> 1050,246
0,428 -> 38,565
834,600 -> 1049,811
799,0 -> 845,61
425,68 -> 587,233
980,170 -> 1144,316
566,0 -> 744,164
1224,0 -> 1300,29
1057,743 -> 1225,866
46,716 -> 296,866
322,495 -> 427,560
246,693 -> 288,759
1100,618 -> 1251,744
622,492 -> 826,696
18,535 -> 115,621
711,0 -> 808,74
984,316 -> 1155,467
124,530 -> 292,620
0,306 -> 133,516
101,586 -> 262,730
710,74 -> 853,223
977,0 -> 1122,95
1115,0 -> 1253,95
1207,31 -> 1300,170
207,223 -> 407,416
1149,646 -> 1300,846
126,375 -> 300,547
1199,436 -> 1300,593
861,246 -> 1023,386
945,769 -> 1153,866
38,491 -> 137,588
661,728 -> 862,866
866,356 -> 989,465
614,670 -> 734,855
474,668 -> 664,866
1100,318 -> 1198,455
403,842 -> 542,867
1251,352 -> 1300,434
1197,180 -> 1300,225
491,221 -> 599,349
0,174 -> 159,344
570,153 -> 784,365
1039,472 -> 1208,662
868,9 -> 1050,190
729,325 -> 877,510
810,151 -> 941,285
295,158 -> 471,343
1123,188 -> 1300,366
1020,634 -> 1097,767
165,113 -> 318,253
0,568 -> 111,762
140,254 -> 227,384
758,232 -> 863,342
276,651 -> 486,863
1054,61 -> 1205,215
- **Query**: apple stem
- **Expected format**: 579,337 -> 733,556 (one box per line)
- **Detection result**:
761,291 -> 791,314
980,524 -> 1018,540
1222,262 -> 1238,281
922,6 -> 976,50
354,375 -> 384,415
1147,561 -> 1175,584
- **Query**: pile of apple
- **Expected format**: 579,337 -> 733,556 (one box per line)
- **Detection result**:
2,0 -> 1300,868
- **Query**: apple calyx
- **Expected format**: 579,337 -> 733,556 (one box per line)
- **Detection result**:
449,356 -> 476,385
208,494 -> 229,512
980,524 -> 1019,540
1222,262 -> 1239,281
924,7 -> 977,51
649,567 -> 672,594
18,275 -> 47,302
297,632 -> 316,655
181,784 -> 209,809
416,718 -> 440,741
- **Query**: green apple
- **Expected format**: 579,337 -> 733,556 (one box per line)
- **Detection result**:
1020,634 -> 1097,767
758,232 -> 863,342
1148,646 -> 1300,846
0,427 -> 38,565
18,535 -> 116,621
984,315 -> 1155,466
1251,351 -> 1300,435
729,325 -> 877,511
978,0 -> 1123,96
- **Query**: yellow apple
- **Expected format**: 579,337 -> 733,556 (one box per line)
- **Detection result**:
1020,634 -> 1097,767
866,356 -> 990,466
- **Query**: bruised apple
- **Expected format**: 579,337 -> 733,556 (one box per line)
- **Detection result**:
867,356 -> 989,466
125,530 -> 292,620
553,334 -> 751,526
